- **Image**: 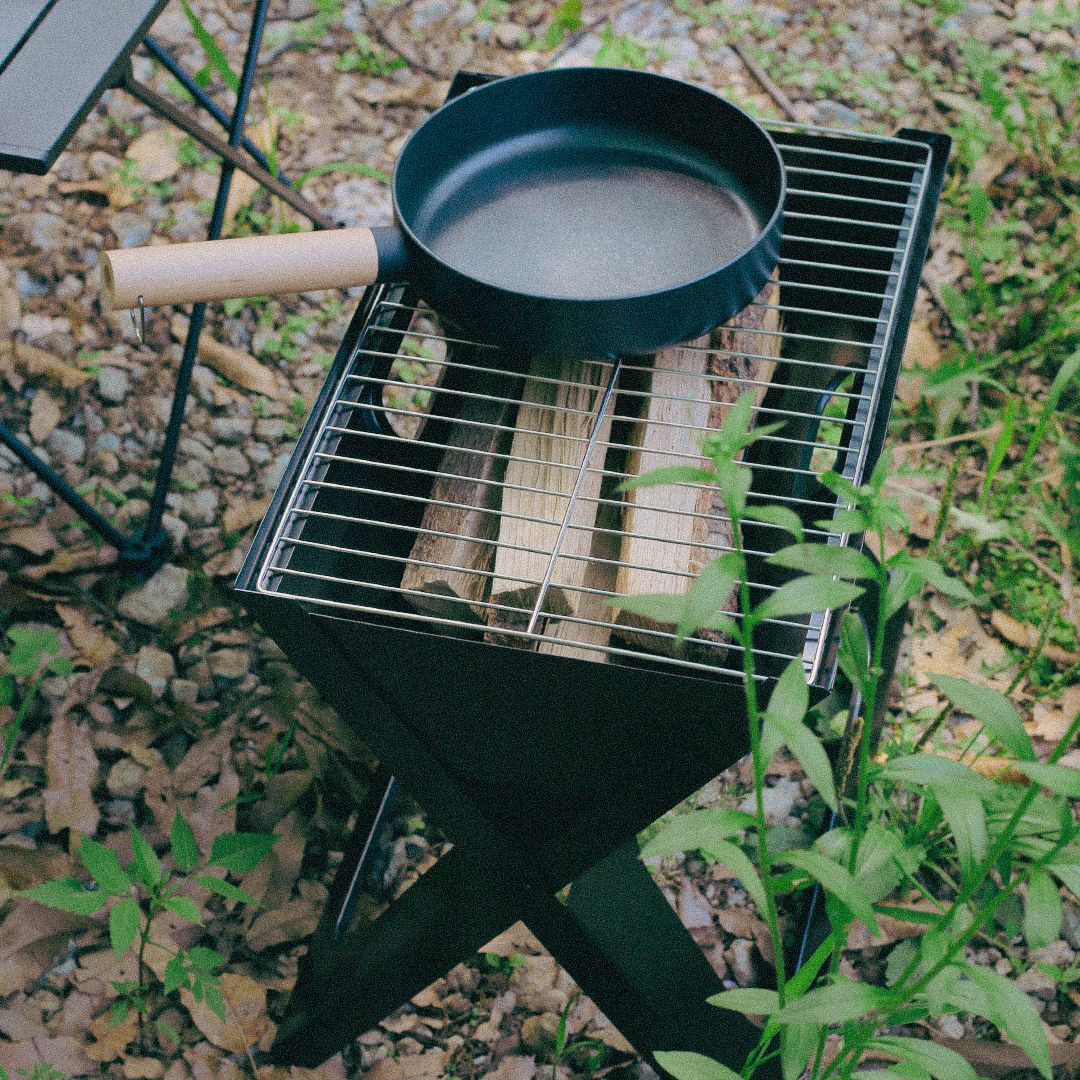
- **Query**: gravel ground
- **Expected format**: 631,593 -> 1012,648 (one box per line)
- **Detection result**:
1,1 -> 1078,1078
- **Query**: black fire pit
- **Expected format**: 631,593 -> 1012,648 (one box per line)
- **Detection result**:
235,71 -> 950,1071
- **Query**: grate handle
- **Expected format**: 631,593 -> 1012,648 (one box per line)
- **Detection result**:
101,226 -> 404,310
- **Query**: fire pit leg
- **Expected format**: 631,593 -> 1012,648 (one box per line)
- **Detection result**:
268,846 -> 520,1067
552,841 -> 780,1077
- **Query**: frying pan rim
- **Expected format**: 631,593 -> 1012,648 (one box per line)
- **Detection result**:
389,66 -> 786,307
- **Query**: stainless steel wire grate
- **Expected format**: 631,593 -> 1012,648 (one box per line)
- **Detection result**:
255,122 -> 934,684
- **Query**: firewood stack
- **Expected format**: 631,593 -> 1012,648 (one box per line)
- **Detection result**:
398,272 -> 783,664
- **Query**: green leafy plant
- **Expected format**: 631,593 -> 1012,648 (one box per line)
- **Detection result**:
1,628 -> 73,785
333,31 -> 407,75
19,813 -> 275,1050
179,0 -> 240,92
613,392 -> 1078,1080
0,1065 -> 63,1080
593,22 -> 651,69
550,994 -> 606,1078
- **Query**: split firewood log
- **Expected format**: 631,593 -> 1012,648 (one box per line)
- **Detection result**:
613,272 -> 782,662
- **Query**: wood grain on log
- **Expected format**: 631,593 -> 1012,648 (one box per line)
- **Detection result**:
613,274 -> 782,661
488,356 -> 614,635
400,369 -> 518,623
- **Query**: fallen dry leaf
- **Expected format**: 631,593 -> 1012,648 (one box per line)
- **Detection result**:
990,609 -> 1080,666
246,898 -> 321,952
0,842 -> 71,890
126,128 -> 181,183
1,340 -> 92,390
44,712 -> 101,835
28,388 -> 62,442
3,524 -> 58,556
222,497 -> 270,536
171,316 -> 289,398
0,269 -> 20,338
846,902 -> 938,950
188,1041 -> 248,1080
21,542 -> 117,579
366,1051 -> 450,1080
182,973 -> 270,1052
932,1034 -> 1080,1078
0,901 -> 88,996
56,603 -> 120,666
85,1008 -> 139,1062
1030,684 -> 1080,743
223,170 -> 261,233
56,178 -> 115,200
0,1036 -> 95,1078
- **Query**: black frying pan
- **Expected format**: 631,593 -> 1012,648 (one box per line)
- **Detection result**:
103,67 -> 785,358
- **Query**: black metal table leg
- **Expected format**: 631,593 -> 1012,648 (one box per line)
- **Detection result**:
140,0 -> 272,546
2,2 -> 336,573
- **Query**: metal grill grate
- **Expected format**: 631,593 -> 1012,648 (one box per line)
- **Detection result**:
255,122 -> 935,685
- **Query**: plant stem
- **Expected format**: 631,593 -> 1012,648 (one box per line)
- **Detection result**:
0,668 -> 44,785
851,527 -> 890,863
730,502 -> 788,1012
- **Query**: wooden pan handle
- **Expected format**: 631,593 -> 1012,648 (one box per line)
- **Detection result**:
102,227 -> 382,310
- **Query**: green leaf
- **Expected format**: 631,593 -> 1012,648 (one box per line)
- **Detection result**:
209,832 -> 277,873
187,945 -> 226,972
197,875 -> 261,906
775,980 -> 886,1025
780,849 -> 878,933
654,1051 -> 743,1080
884,567 -> 924,618
754,577 -> 863,623
768,543 -> 877,581
742,504 -> 804,541
703,839 -> 769,915
640,809 -> 753,859
130,825 -> 163,888
929,675 -> 1033,761
837,610 -> 870,696
882,754 -> 996,796
1017,762 -> 1080,798
162,895 -> 203,925
931,785 -> 987,889
203,979 -> 226,1022
109,998 -> 130,1026
170,811 -> 200,873
677,554 -> 741,646
79,837 -> 131,896
109,897 -> 142,958
163,952 -> 188,995
907,557 -> 976,609
1023,868 -> 1063,949
963,963 -> 1052,1079
870,1037 -> 977,1080
618,464 -> 716,492
764,662 -> 837,811
179,0 -> 240,92
607,592 -> 686,624
19,877 -> 106,915
706,987 -> 779,1015
781,1023 -> 818,1080
767,658 -> 809,724
814,508 -> 870,534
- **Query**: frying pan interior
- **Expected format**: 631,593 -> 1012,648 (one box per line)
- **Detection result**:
396,68 -> 781,302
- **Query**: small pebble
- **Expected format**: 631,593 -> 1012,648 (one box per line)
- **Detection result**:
210,445 -> 250,477
133,644 -> 175,699
117,563 -> 190,627
97,367 -> 130,405
106,757 -> 147,800
46,429 -> 86,463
